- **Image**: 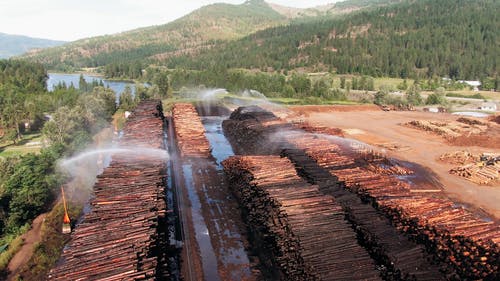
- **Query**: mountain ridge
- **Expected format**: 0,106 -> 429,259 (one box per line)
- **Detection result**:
165,0 -> 499,80
21,0 -> 401,70
0,33 -> 65,59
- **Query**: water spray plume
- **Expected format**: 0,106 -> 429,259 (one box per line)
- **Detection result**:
57,145 -> 169,207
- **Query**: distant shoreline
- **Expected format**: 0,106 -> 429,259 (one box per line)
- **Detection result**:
48,71 -> 104,77
47,72 -> 137,83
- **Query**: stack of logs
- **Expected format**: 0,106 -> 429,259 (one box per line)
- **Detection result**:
223,156 -> 381,281
48,100 -> 170,280
223,106 -> 500,280
172,103 -> 212,158
295,122 -> 344,137
223,105 -> 294,155
282,148 -> 446,280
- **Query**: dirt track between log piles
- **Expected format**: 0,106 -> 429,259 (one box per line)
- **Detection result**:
291,108 -> 500,219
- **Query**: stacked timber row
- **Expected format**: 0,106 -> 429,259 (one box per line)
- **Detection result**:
300,142 -> 500,280
171,103 -> 211,158
48,100 -> 170,280
222,106 -> 294,155
282,148 -> 447,280
223,106 -> 500,280
223,156 -> 381,281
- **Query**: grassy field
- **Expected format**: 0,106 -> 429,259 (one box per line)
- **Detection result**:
0,133 -> 43,158
445,90 -> 499,100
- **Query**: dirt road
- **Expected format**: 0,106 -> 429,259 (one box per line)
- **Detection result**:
7,213 -> 47,280
295,109 -> 500,220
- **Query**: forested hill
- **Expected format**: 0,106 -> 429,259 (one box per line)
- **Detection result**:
21,0 -> 287,70
21,0 -> 401,72
167,0 -> 499,80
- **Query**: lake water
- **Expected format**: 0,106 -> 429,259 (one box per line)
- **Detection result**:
47,73 -> 137,101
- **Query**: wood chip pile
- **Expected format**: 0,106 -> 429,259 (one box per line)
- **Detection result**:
48,100 -> 170,280
223,156 -> 381,281
172,103 -> 211,158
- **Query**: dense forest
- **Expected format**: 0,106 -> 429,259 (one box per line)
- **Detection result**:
166,0 -> 499,80
0,61 -> 123,277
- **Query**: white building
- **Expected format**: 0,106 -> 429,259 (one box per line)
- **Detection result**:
458,80 -> 482,91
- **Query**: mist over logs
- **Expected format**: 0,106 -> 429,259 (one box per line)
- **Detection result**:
222,105 -> 500,280
223,156 -> 381,281
48,100 -> 171,280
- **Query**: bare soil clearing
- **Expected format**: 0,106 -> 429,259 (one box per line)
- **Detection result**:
290,107 -> 500,220
7,213 -> 47,281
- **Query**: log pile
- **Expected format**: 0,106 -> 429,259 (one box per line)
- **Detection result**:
296,122 -> 344,137
224,106 -> 500,280
283,148 -> 446,280
223,156 -> 381,281
449,163 -> 500,185
292,135 -> 500,279
439,151 -> 478,166
48,100 -> 170,280
172,103 -> 212,158
222,106 -> 294,155
405,120 -> 462,138
405,119 -> 488,139
445,152 -> 500,185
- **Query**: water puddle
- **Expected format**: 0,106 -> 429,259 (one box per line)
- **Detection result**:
202,116 -> 235,169
201,116 -> 253,279
182,164 -> 220,281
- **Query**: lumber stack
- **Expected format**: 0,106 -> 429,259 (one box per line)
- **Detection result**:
222,106 -> 294,155
283,148 -> 446,280
223,156 -> 381,281
223,106 -> 500,280
172,103 -> 211,158
48,100 -> 170,280
446,153 -> 500,185
291,132 -> 500,279
289,129 -> 500,280
295,122 -> 344,137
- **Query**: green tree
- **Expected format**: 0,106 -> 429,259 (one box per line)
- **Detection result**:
119,86 -> 136,111
406,85 -> 423,105
397,79 -> 408,90
340,77 -> 346,89
374,86 -> 390,105
154,73 -> 170,98
42,106 -> 82,144
289,73 -> 311,96
426,87 -> 446,105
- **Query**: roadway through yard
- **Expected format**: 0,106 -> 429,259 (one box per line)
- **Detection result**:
167,109 -> 258,281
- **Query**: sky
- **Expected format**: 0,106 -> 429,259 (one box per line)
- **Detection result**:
0,0 -> 339,42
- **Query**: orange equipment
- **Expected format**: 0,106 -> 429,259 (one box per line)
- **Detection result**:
61,186 -> 71,234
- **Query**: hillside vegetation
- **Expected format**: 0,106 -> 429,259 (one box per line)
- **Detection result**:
21,0 -> 286,71
21,0 -> 401,72
167,0 -> 499,80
